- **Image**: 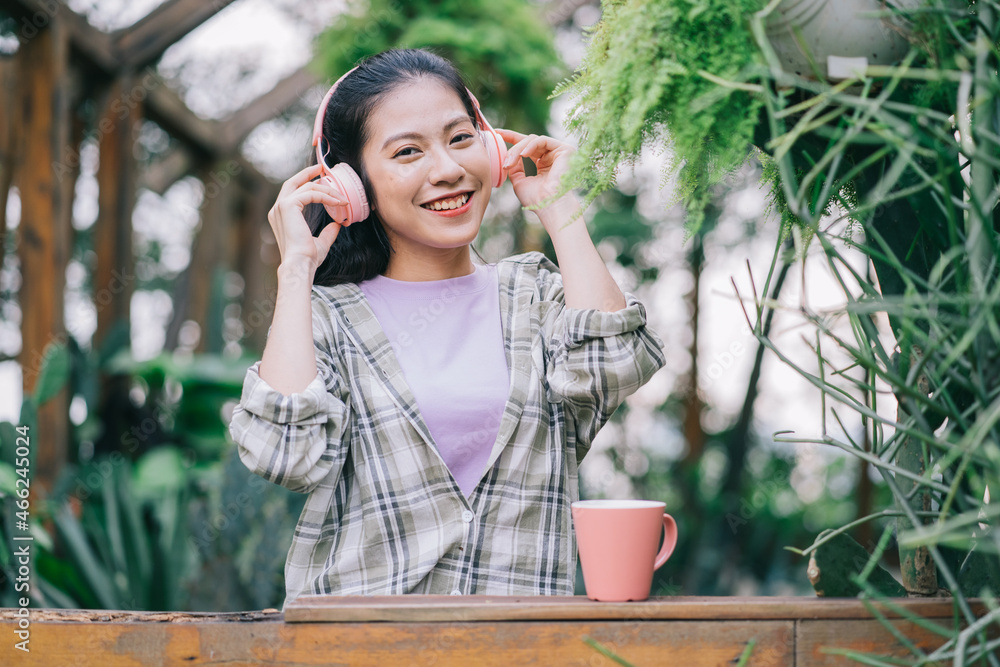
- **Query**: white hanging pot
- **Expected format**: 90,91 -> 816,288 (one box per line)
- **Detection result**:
765,0 -> 932,80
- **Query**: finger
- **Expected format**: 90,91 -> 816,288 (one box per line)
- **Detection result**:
274,190 -> 348,218
279,163 -> 325,197
514,135 -> 556,165
505,135 -> 557,171
297,181 -> 348,205
280,181 -> 349,206
504,148 -> 527,180
505,167 -> 527,189
316,220 -> 342,254
495,128 -> 526,145
502,133 -> 538,170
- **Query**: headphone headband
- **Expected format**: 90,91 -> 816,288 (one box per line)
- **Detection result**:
312,65 -> 358,170
312,67 -> 496,160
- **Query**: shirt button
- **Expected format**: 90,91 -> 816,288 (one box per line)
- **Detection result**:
450,589 -> 462,596
461,510 -> 474,523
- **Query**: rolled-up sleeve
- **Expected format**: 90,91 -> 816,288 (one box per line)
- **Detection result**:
229,298 -> 351,494
533,257 -> 666,461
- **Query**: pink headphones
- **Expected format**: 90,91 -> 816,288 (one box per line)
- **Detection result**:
311,67 -> 509,224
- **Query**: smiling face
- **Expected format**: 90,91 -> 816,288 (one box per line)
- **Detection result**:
360,77 -> 492,278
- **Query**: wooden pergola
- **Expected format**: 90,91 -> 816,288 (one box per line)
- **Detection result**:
0,0 -> 322,492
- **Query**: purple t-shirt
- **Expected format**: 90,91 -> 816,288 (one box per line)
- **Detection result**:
358,263 -> 510,497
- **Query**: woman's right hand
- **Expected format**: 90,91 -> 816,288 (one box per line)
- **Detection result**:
267,163 -> 348,275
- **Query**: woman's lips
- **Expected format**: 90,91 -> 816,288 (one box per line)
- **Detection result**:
422,192 -> 473,218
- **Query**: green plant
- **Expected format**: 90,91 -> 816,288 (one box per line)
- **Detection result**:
1,446 -> 200,610
103,350 -> 254,462
313,0 -> 563,133
565,0 -> 998,662
556,0 -> 765,232
1,338 -> 302,611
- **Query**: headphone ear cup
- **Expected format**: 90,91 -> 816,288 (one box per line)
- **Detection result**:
319,174 -> 350,223
480,128 -> 508,188
322,163 -> 370,224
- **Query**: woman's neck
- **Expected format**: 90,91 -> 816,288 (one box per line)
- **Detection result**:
383,246 -> 476,282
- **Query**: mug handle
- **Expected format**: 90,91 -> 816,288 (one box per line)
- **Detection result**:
653,513 -> 678,570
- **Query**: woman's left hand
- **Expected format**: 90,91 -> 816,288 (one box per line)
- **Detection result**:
496,129 -> 576,214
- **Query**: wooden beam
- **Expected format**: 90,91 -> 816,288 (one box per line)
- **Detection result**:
3,0 -> 302,198
219,66 -> 318,148
142,68 -> 318,195
143,72 -> 224,155
284,594 -> 982,623
137,145 -> 192,195
113,0 -> 238,70
0,0 -> 316,196
0,0 -> 117,70
0,613 -> 793,666
14,20 -> 71,493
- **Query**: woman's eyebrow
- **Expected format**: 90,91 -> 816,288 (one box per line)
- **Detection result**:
381,115 -> 474,151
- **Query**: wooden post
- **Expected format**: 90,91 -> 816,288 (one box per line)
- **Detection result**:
91,73 -> 140,456
15,21 -> 71,493
93,73 -> 139,351
0,55 -> 16,267
165,161 -> 233,353
235,181 -> 274,354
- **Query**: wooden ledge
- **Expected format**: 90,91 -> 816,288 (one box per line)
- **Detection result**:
0,597 -> 988,665
0,608 -> 282,623
283,594 -> 972,623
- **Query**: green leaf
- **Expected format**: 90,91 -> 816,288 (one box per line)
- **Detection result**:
18,399 -> 37,436
52,503 -> 120,609
33,340 -> 70,405
808,532 -> 907,598
133,447 -> 188,499
958,546 -> 1000,598
0,461 -> 17,496
0,421 -> 16,462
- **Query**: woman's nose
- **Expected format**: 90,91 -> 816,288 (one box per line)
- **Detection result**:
427,147 -> 465,184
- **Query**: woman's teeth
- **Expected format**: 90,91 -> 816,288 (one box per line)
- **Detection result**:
423,193 -> 470,210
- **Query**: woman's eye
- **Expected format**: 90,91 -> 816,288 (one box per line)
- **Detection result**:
394,147 -> 418,158
452,133 -> 475,144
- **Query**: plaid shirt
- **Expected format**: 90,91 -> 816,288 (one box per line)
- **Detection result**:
230,251 -> 665,604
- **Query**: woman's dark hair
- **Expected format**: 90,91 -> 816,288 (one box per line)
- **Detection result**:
307,48 -> 480,286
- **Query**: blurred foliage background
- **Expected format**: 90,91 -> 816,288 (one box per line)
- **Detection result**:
0,0 -> 877,612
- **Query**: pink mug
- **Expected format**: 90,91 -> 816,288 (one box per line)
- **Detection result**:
571,499 -> 678,602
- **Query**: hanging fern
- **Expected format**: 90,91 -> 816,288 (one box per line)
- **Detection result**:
556,0 -> 765,233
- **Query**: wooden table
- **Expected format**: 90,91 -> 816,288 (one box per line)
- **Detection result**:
0,596 -> 977,665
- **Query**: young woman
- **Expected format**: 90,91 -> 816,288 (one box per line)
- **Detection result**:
229,48 -> 665,604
